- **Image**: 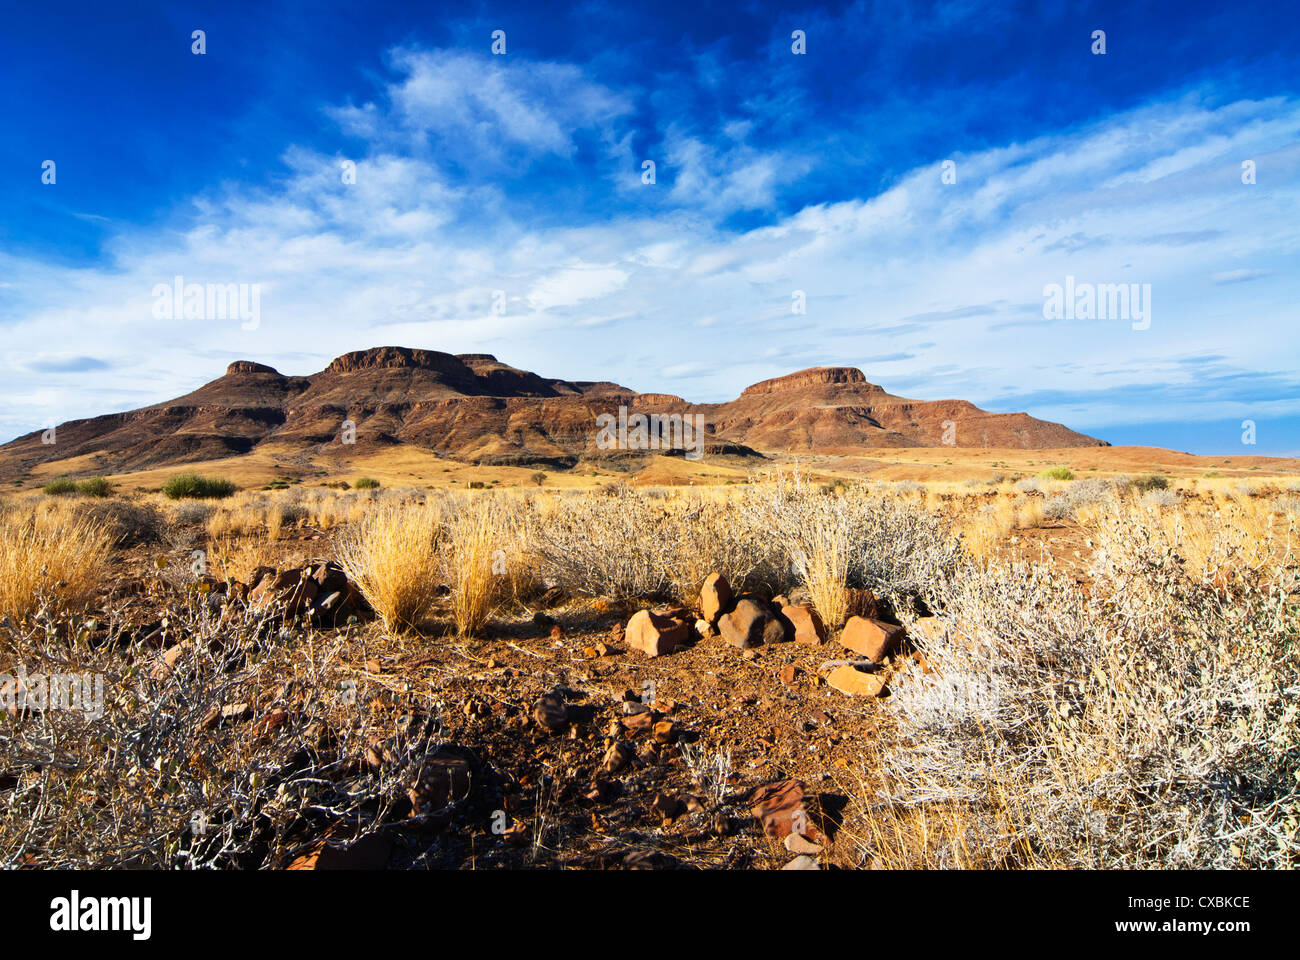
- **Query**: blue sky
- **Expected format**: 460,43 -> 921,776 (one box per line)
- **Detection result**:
1,0 -> 1298,454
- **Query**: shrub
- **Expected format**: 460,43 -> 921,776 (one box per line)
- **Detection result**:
1131,474 -> 1168,493
161,473 -> 236,500
1041,477 -> 1116,520
1037,466 -> 1075,481
530,472 -> 547,487
867,508 -> 1299,869
41,478 -> 78,496
353,477 -> 380,490
76,477 -> 113,497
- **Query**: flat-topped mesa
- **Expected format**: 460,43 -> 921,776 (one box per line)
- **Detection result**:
739,366 -> 875,398
326,346 -> 465,375
225,361 -> 282,376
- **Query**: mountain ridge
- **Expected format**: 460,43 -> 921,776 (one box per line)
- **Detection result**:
0,346 -> 1107,479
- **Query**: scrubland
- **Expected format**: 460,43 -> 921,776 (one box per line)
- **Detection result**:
0,469 -> 1296,869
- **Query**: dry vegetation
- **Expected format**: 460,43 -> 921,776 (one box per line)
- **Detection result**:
1,468 -> 1296,869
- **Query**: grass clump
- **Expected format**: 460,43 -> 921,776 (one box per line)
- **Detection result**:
1036,466 -> 1075,481
76,477 -> 113,497
41,478 -> 78,496
334,500 -> 442,633
0,506 -> 114,626
1131,473 -> 1169,493
161,473 -> 237,500
352,476 -> 380,490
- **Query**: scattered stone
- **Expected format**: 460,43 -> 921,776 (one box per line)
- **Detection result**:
719,597 -> 785,649
652,720 -> 677,743
784,832 -> 824,855
780,603 -> 827,645
407,753 -> 472,815
549,624 -> 565,641
621,711 -> 655,735
601,741 -> 635,774
286,832 -> 393,870
625,608 -> 689,657
652,791 -> 684,821
700,572 -> 734,624
779,664 -> 800,684
826,664 -> 887,697
149,642 -> 189,680
531,692 -> 569,732
249,569 -> 318,617
840,616 -> 904,662
749,779 -> 824,842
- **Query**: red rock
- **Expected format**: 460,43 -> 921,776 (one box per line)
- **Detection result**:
531,692 -> 568,732
652,720 -> 677,743
749,779 -> 824,842
625,609 -> 689,657
719,598 -> 785,649
779,664 -> 800,684
601,741 -> 635,774
286,832 -> 392,870
406,753 -> 472,815
826,664 -> 887,697
840,617 -> 904,662
780,603 -> 827,645
700,572 -> 733,624
249,569 -> 318,616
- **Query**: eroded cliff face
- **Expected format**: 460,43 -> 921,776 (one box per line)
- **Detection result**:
0,353 -> 1106,478
739,367 -> 873,397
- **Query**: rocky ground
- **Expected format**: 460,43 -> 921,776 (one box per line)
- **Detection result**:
69,537 -> 936,871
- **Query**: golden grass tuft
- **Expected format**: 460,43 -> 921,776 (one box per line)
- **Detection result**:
335,499 -> 443,633
445,496 -> 509,638
0,503 -> 114,626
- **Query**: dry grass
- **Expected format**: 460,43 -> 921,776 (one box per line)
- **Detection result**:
0,501 -> 114,628
444,495 -> 509,638
334,499 -> 443,633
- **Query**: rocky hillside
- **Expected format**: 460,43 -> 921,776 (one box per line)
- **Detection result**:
0,347 -> 1104,478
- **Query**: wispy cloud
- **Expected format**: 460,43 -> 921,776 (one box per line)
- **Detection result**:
1,42 -> 1298,454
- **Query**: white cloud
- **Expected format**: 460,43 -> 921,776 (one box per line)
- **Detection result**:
1,54 -> 1298,446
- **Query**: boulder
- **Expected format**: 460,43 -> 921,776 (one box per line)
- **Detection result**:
700,572 -> 734,624
249,569 -> 318,617
406,752 -> 472,815
625,609 -> 689,657
779,603 -> 827,645
826,664 -> 887,697
286,832 -> 393,870
840,616 -> 904,662
782,855 -> 820,870
719,597 -> 785,649
749,779 -> 824,843
531,692 -> 568,732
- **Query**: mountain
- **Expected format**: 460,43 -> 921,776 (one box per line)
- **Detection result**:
0,347 -> 1105,479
